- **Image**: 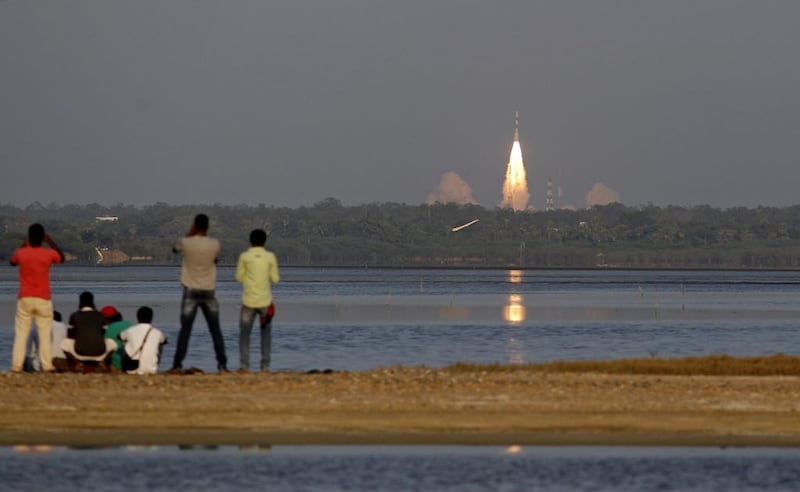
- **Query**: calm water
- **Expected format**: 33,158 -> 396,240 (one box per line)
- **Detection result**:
2,445 -> 800,492
3,267 -> 800,490
2,266 -> 800,371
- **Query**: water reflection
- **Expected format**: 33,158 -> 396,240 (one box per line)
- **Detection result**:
178,444 -> 273,453
504,294 -> 526,364
5,445 -> 800,491
239,445 -> 273,453
438,304 -> 471,321
506,445 -> 523,454
13,445 -> 54,453
506,327 -> 525,365
503,294 -> 526,324
508,269 -> 523,284
12,444 -> 276,454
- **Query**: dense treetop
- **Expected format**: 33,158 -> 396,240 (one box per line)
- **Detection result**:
2,200 -> 800,269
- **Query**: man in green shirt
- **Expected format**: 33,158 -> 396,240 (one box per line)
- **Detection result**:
235,229 -> 280,372
102,305 -> 131,372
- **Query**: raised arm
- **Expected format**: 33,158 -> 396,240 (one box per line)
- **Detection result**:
44,234 -> 66,263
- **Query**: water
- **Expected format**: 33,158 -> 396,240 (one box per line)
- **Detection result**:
3,267 -> 800,489
2,445 -> 800,492
2,266 -> 800,371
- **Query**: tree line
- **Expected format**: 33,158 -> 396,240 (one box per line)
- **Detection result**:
2,200 -> 800,269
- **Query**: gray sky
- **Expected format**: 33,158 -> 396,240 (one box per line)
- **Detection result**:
2,1 -> 799,209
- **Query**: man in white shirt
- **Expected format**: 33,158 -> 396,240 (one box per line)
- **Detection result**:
120,306 -> 167,375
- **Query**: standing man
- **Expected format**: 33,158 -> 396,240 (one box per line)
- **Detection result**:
236,229 -> 280,372
170,214 -> 228,373
9,223 -> 65,373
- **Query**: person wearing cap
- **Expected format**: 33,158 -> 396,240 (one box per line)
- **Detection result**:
102,305 -> 132,372
9,223 -> 65,373
235,228 -> 280,372
61,292 -> 117,372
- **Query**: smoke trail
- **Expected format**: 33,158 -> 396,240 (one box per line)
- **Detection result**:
585,182 -> 621,207
427,171 -> 478,205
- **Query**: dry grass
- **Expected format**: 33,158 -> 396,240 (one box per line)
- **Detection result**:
445,354 -> 800,376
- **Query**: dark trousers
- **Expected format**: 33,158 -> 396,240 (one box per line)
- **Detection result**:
172,287 -> 227,369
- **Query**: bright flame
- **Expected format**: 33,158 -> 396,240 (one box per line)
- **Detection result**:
499,112 -> 530,210
503,294 -> 526,324
500,140 -> 530,211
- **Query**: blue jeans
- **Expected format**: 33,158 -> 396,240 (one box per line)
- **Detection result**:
172,287 -> 227,369
239,306 -> 272,371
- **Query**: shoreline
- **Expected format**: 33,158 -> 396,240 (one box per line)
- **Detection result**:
2,367 -> 800,447
7,430 -> 800,448
35,263 -> 800,272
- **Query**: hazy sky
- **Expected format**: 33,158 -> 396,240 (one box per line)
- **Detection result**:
2,1 -> 799,209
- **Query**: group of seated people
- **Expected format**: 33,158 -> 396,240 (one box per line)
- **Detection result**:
27,291 -> 167,374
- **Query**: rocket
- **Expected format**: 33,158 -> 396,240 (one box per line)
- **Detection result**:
513,110 -> 519,142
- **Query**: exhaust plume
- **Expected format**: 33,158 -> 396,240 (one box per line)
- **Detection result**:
585,182 -> 621,207
427,171 -> 478,205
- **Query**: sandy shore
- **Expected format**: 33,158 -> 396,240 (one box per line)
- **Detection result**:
2,368 -> 800,446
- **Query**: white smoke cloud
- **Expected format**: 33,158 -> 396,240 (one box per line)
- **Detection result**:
585,183 -> 621,207
427,171 -> 478,205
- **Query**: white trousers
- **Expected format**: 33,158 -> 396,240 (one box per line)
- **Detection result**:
12,297 -> 54,372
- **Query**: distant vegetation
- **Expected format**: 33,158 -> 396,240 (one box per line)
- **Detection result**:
2,200 -> 800,269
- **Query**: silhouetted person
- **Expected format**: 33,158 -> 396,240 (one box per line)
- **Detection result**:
62,291 -> 117,372
9,223 -> 64,373
120,306 -> 167,375
170,214 -> 228,373
236,229 -> 280,372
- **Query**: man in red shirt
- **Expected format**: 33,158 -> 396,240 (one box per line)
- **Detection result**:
9,223 -> 65,373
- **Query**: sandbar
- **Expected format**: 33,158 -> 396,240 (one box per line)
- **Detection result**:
1,367 -> 799,447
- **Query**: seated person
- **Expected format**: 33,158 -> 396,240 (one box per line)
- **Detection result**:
101,305 -> 131,372
25,310 -> 69,372
51,311 -> 70,373
61,292 -> 116,371
120,306 -> 167,375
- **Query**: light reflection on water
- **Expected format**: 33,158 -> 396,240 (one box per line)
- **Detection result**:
503,293 -> 526,324
1,267 -> 800,372
2,445 -> 800,491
